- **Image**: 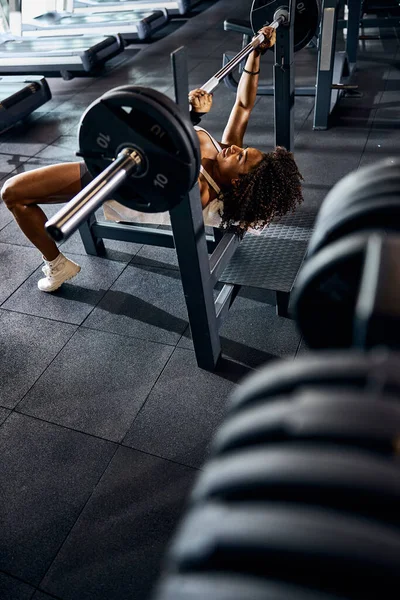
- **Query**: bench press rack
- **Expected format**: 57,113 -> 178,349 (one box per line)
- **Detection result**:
73,3 -> 315,370
223,0 -> 362,130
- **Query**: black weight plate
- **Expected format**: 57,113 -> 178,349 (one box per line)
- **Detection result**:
308,196 -> 400,257
293,233 -> 369,349
309,159 -> 400,256
190,445 -> 400,527
316,158 -> 400,229
211,389 -> 400,457
155,574 -> 346,600
78,85 -> 200,213
103,84 -> 201,185
250,0 -> 321,52
170,501 -> 400,598
315,171 -> 400,240
228,345 -> 400,414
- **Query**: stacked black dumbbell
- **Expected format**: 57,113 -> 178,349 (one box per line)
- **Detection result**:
153,158 -> 400,600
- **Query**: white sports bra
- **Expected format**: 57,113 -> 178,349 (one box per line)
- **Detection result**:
194,125 -> 221,195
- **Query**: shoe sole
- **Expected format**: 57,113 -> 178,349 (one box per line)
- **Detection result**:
38,265 -> 81,293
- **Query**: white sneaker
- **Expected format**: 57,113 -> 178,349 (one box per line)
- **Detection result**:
38,254 -> 81,292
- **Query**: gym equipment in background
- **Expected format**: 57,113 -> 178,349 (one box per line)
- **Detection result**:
0,1 -> 125,80
222,0 -> 362,130
0,35 -> 125,80
11,0 -> 169,43
0,75 -> 51,132
73,0 -> 198,17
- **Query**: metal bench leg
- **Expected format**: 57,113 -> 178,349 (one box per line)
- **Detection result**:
78,214 -> 105,256
276,291 -> 290,317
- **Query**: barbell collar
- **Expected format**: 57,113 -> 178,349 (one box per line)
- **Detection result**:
200,12 -> 288,96
45,147 -> 143,242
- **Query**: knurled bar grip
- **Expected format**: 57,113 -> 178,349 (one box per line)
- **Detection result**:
201,13 -> 287,94
45,148 -> 143,242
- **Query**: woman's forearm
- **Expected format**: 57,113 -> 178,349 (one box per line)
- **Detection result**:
235,50 -> 261,111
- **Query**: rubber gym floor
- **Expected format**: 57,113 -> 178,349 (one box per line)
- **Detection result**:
0,1 -> 399,598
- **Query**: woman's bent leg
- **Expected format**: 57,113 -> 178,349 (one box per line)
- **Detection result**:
1,162 -> 83,261
1,162 -> 84,291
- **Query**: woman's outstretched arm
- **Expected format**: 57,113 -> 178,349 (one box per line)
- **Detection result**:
222,26 -> 276,147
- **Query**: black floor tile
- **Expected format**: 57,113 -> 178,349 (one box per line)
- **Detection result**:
295,337 -> 311,357
123,347 -> 238,468
0,219 -> 38,248
49,135 -> 78,151
0,406 -> 11,424
130,243 -> 179,269
293,145 -> 362,187
2,156 -> 73,179
5,112 -> 81,145
179,290 -> 302,369
2,253 -> 126,325
18,328 -> 173,441
0,200 -> 13,230
0,141 -> 48,158
34,143 -> 78,163
39,446 -> 196,600
32,591 -> 60,600
0,310 -> 76,409
359,114 -> 400,167
0,152 -> 29,180
0,572 -> 35,600
83,264 -> 188,345
0,243 -> 42,305
0,413 -> 116,585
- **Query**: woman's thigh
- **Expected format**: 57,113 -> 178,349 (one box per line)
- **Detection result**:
8,162 -> 84,205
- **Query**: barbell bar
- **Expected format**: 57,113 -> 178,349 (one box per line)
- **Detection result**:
45,85 -> 201,242
200,9 -> 288,95
46,148 -> 143,242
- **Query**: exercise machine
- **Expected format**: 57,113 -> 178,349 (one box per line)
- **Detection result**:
0,1 -> 125,80
0,75 -> 52,133
13,0 -> 169,43
0,3 -> 52,129
45,0 -> 318,370
72,0 -> 199,17
0,35 -> 125,80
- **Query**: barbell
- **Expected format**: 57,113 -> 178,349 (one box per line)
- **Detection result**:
196,0 -> 321,95
45,0 -> 322,242
45,86 -> 201,241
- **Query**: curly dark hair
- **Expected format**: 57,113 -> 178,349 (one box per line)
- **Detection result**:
218,146 -> 304,237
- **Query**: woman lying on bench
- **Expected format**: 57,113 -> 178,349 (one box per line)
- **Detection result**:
1,26 -> 303,293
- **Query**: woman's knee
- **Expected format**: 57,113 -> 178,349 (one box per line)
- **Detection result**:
1,176 -> 23,210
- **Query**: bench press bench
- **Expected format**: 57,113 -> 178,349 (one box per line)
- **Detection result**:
47,1 -> 320,369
